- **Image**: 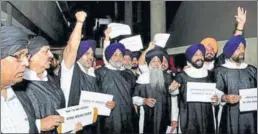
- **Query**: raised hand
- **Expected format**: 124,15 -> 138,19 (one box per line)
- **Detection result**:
235,7 -> 246,25
75,11 -> 87,23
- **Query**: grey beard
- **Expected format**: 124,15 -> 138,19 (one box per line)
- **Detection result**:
123,63 -> 132,69
109,60 -> 123,69
149,66 -> 165,91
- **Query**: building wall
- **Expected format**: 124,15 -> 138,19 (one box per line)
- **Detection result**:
1,1 -> 65,42
167,1 -> 257,48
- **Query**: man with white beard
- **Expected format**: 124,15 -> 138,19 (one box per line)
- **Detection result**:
133,48 -> 172,134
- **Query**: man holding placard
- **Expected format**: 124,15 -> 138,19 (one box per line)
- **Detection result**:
215,35 -> 257,134
169,44 -> 220,134
133,48 -> 172,134
95,43 -> 134,133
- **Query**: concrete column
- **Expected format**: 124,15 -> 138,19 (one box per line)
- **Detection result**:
150,0 -> 166,40
114,1 -> 118,20
137,2 -> 141,23
6,2 -> 12,25
124,1 -> 133,32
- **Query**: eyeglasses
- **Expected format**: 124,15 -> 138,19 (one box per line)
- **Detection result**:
9,53 -> 31,62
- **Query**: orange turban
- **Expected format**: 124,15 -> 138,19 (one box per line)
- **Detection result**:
200,37 -> 218,54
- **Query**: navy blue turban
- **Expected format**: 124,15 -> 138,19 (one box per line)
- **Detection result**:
223,35 -> 246,58
28,36 -> 49,56
132,51 -> 141,60
76,40 -> 96,60
124,49 -> 133,59
185,43 -> 206,62
1,26 -> 28,59
145,48 -> 164,65
105,43 -> 126,62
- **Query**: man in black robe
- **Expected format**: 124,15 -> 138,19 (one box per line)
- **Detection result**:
169,43 -> 220,134
215,35 -> 257,134
1,25 -> 39,133
95,42 -> 134,134
12,35 -> 69,134
133,48 -> 172,134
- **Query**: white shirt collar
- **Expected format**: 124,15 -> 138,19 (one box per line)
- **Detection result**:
1,87 -> 16,101
184,62 -> 208,78
105,63 -> 124,71
77,62 -> 96,77
23,68 -> 48,81
222,59 -> 248,69
203,61 -> 215,71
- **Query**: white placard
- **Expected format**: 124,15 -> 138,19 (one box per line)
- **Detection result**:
80,91 -> 114,116
56,105 -> 96,133
119,35 -> 143,51
108,23 -> 131,39
154,33 -> 170,48
98,18 -> 111,25
239,88 -> 257,112
187,82 -> 216,102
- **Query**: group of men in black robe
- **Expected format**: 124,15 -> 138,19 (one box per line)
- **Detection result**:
1,7 -> 257,134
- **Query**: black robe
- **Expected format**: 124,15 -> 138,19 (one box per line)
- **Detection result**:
174,71 -> 215,134
95,67 -> 134,134
63,63 -> 100,134
215,65 -> 257,134
133,72 -> 172,134
13,75 -> 66,134
120,69 -> 139,133
12,89 -> 39,133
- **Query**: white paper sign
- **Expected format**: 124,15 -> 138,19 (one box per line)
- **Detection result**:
56,105 -> 96,133
108,23 -> 131,39
80,91 -> 114,116
166,126 -> 177,134
98,18 -> 111,25
239,88 -> 257,112
119,35 -> 143,51
154,33 -> 170,48
187,82 -> 216,102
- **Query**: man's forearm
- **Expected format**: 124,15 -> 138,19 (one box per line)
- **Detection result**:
63,22 -> 83,69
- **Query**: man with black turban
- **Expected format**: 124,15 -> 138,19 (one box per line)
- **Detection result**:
133,48 -> 172,134
169,43 -> 221,134
95,42 -> 134,134
215,35 -> 257,134
1,25 -> 39,133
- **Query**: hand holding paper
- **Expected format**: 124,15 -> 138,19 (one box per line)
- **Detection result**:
40,115 -> 64,131
106,101 -> 116,109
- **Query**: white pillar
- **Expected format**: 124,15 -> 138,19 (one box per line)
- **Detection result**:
124,1 -> 133,33
150,0 -> 166,40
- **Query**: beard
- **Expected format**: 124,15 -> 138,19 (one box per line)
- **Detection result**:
232,53 -> 245,63
123,63 -> 132,69
109,59 -> 123,69
149,66 -> 165,91
191,59 -> 204,69
204,53 -> 216,62
131,63 -> 139,69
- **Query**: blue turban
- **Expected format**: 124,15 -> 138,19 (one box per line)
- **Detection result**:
155,45 -> 169,61
185,43 -> 206,62
145,48 -> 164,65
1,26 -> 28,59
76,40 -> 96,60
132,51 -> 141,60
105,43 -> 126,62
124,49 -> 133,59
223,35 -> 246,58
